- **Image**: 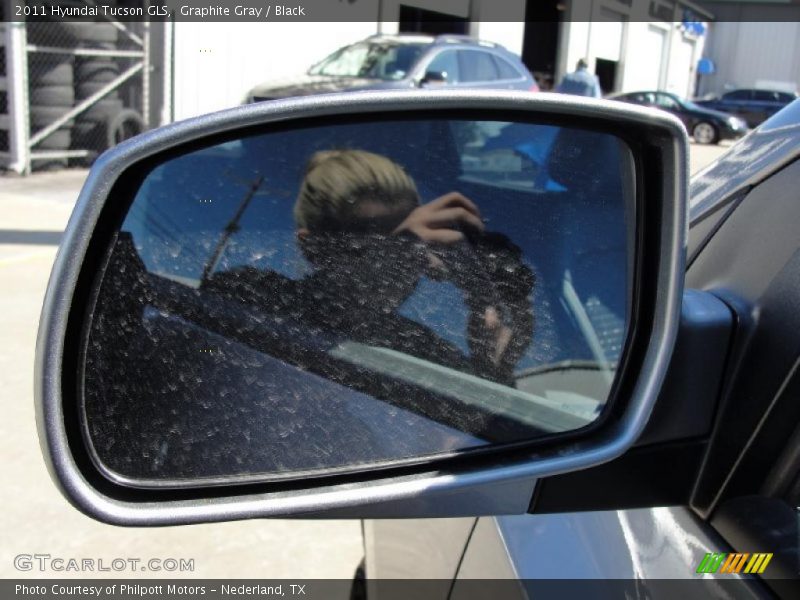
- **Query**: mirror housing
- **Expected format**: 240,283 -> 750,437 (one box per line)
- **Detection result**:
35,91 -> 688,525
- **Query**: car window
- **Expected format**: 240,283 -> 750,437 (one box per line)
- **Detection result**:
681,99 -> 704,111
459,50 -> 500,82
777,92 -> 796,103
724,90 -> 752,101
425,50 -> 460,84
309,42 -> 428,81
753,90 -> 773,102
655,94 -> 679,110
493,56 -> 523,80
630,92 -> 655,104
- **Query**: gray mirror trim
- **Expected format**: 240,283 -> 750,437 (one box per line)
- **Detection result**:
34,90 -> 687,524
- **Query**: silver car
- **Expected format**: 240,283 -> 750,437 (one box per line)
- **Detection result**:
245,34 -> 539,102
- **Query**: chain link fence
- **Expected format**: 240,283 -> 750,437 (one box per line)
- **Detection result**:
0,3 -> 9,158
2,0 -> 151,171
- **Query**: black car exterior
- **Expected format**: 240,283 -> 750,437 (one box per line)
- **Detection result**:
695,88 -> 798,128
245,34 -> 539,103
609,90 -> 748,145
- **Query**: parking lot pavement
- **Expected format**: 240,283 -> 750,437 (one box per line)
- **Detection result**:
0,169 -> 363,583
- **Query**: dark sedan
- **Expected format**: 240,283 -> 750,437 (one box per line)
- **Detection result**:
695,88 -> 797,128
609,90 -> 748,145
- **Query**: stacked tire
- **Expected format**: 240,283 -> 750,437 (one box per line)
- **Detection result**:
27,49 -> 75,167
72,22 -> 146,161
26,20 -> 77,167
72,22 -> 124,159
26,12 -> 146,169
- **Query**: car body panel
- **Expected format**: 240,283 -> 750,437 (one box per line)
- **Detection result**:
487,509 -> 740,580
689,153 -> 800,299
689,99 -> 800,222
447,510 -> 768,598
364,518 -> 476,583
368,508 -> 765,596
688,100 -> 800,262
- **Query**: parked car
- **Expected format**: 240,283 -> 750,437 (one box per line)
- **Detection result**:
694,88 -> 797,128
36,93 -> 800,599
244,34 -> 539,103
609,90 -> 748,144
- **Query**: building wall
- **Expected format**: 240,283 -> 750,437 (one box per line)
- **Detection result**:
697,21 -> 800,96
476,22 -> 526,55
378,0 -> 525,54
560,0 -> 707,97
172,21 -> 377,121
620,23 -> 671,92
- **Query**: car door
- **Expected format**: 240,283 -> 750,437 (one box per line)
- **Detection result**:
419,49 -> 461,87
752,90 -> 781,124
721,90 -> 758,127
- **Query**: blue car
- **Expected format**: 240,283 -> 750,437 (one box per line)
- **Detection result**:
694,88 -> 797,128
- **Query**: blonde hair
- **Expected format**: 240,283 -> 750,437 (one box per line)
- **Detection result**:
294,149 -> 419,232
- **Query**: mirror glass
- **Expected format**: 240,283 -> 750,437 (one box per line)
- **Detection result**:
83,117 -> 636,486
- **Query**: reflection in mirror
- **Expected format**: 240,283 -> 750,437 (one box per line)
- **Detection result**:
83,118 -> 635,486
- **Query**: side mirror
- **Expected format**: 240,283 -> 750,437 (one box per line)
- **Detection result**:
420,70 -> 448,86
36,91 -> 687,525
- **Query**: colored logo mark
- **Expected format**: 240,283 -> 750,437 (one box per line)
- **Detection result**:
696,552 -> 773,574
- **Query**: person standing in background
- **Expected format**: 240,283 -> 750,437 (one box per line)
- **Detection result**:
556,59 -> 603,98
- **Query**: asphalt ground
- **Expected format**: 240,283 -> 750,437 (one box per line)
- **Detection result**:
0,139 -> 728,580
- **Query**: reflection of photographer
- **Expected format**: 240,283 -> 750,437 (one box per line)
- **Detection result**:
392,192 -> 534,384
292,149 -> 535,385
